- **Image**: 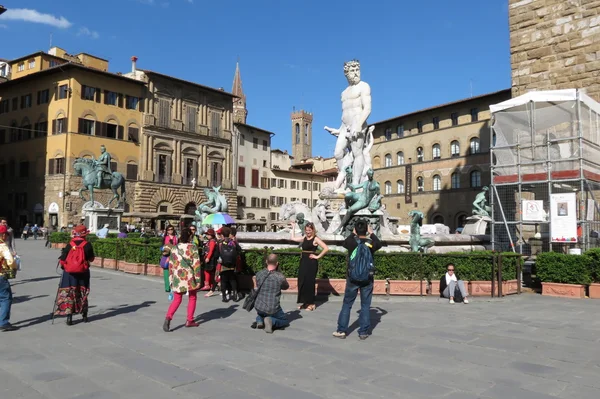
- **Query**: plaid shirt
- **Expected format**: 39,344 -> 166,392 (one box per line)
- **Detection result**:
254,268 -> 289,315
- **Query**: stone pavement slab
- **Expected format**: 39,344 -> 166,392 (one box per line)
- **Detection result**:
1,239 -> 600,399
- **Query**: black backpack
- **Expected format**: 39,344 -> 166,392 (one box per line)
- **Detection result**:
453,285 -> 464,303
219,241 -> 237,266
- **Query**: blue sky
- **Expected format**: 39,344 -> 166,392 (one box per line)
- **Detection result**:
1,0 -> 511,157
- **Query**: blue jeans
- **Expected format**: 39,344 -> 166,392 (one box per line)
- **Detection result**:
256,308 -> 289,329
336,279 -> 373,336
0,276 -> 13,327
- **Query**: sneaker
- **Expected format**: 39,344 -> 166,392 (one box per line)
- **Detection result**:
251,322 -> 264,330
163,319 -> 171,332
185,321 -> 200,328
332,331 -> 346,339
463,298 -> 469,304
449,299 -> 455,304
0,323 -> 19,332
359,334 -> 369,341
264,317 -> 273,334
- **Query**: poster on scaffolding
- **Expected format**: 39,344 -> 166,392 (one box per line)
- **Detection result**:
522,200 -> 546,222
550,193 -> 577,243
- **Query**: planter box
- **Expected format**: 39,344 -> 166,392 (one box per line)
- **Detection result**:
316,279 -> 346,296
103,258 -> 117,270
502,279 -> 519,295
52,243 -> 67,249
388,280 -> 426,296
120,261 -> 143,275
430,280 -> 475,296
470,281 -> 498,296
146,264 -> 163,277
285,277 -> 298,294
589,283 -> 600,299
89,258 -> 102,268
373,280 -> 387,295
542,282 -> 586,299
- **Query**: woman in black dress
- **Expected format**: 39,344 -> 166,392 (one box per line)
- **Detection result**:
290,221 -> 329,311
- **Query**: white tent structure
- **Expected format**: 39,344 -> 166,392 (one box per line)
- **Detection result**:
489,89 -> 600,253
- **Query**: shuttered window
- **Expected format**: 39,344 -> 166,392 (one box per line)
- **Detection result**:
186,106 -> 197,133
251,169 -> 259,188
158,99 -> 170,128
128,127 -> 139,143
238,166 -> 245,186
126,163 -> 138,180
210,111 -> 220,137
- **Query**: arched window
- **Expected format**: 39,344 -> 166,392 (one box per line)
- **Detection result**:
304,123 -> 309,144
433,174 -> 441,191
470,170 -> 481,187
432,215 -> 444,224
432,144 -> 441,159
417,147 -> 424,162
385,128 -> 392,141
417,176 -> 424,191
451,140 -> 460,157
385,153 -> 392,167
397,151 -> 404,165
396,125 -> 404,138
456,213 -> 467,229
397,179 -> 404,194
372,156 -> 381,169
470,137 -> 480,154
451,172 -> 460,189
385,181 -> 392,194
295,123 -> 300,144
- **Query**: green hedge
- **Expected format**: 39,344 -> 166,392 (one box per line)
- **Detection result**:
584,248 -> 600,283
536,252 -> 592,285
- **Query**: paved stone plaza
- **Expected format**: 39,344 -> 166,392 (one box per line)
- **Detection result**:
1,240 -> 600,399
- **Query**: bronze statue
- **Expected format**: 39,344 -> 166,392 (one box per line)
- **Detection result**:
473,186 -> 491,217
335,168 -> 381,234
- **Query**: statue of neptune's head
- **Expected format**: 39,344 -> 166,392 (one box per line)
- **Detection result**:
344,59 -> 361,85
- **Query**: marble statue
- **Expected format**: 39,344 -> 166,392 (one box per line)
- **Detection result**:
408,210 -> 434,252
280,202 -> 312,223
313,199 -> 330,232
193,186 -> 228,231
472,186 -> 492,217
335,168 -> 382,234
191,177 -> 196,189
324,59 -> 373,191
73,145 -> 126,208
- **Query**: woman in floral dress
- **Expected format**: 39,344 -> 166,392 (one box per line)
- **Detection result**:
163,228 -> 202,332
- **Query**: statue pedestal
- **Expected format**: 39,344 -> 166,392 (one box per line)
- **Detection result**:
461,215 -> 492,235
337,209 -> 384,238
82,201 -> 123,233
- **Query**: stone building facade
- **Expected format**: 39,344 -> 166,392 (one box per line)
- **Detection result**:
510,0 -> 600,100
371,90 -> 511,231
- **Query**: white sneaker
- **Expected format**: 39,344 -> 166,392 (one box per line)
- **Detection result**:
449,299 -> 455,304
332,331 -> 346,339
463,298 -> 469,304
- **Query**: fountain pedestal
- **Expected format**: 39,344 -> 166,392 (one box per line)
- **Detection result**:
82,201 -> 123,233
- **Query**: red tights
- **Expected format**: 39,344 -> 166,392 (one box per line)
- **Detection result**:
166,290 -> 197,322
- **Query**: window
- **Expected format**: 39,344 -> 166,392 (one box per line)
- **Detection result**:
49,157 -> 65,175
262,140 -> 268,151
58,85 -> 69,99
417,121 -> 423,133
17,62 -> 24,72
0,99 -> 9,114
302,182 -> 308,190
313,182 -> 320,191
385,128 -> 392,141
304,124 -> 309,145
261,198 -> 269,208
295,123 -> 300,144
385,153 -> 392,167
105,123 -> 118,139
251,197 -> 259,208
28,59 -> 35,69
126,96 -> 139,110
184,159 -> 196,183
211,111 -> 222,136
397,152 -> 404,165
470,170 -> 481,187
237,196 -> 246,206
158,155 -> 170,182
253,138 -> 258,149
34,121 -> 48,138
126,163 -> 138,180
451,112 -> 458,126
186,106 -> 197,133
238,166 -> 245,186
21,125 -> 31,140
417,176 -> 424,192
432,144 -> 441,159
271,178 -> 277,187
263,160 -> 267,167
37,89 -> 50,105
416,147 -> 424,162
82,86 -> 96,101
397,180 -> 404,194
158,98 -> 170,128
385,181 -> 392,195
269,212 -> 278,221
54,118 -> 67,134
451,140 -> 460,157
470,108 -> 479,122
11,98 -> 17,111
50,60 -> 59,68
451,172 -> 460,189
301,198 -> 308,205
105,91 -> 117,106
433,117 -> 440,130
433,175 -> 441,191
240,134 -> 245,146
110,161 -> 118,172
261,177 -> 269,189
159,205 -> 168,213
470,138 -> 480,154
396,125 -> 404,138
251,169 -> 259,188
291,181 -> 297,190
20,94 -> 32,109
128,126 -> 139,143
432,215 -> 444,224
20,161 -> 29,178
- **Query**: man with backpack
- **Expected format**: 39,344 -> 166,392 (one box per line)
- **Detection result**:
333,218 -> 382,340
218,226 -> 242,303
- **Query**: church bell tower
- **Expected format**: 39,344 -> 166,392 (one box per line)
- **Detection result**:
291,110 -> 312,163
232,61 -> 247,124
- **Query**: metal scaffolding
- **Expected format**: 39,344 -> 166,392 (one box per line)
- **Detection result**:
490,89 -> 600,254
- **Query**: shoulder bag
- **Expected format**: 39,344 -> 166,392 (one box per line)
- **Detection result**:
243,272 -> 270,312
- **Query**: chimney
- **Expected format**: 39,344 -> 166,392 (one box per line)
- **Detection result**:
131,56 -> 138,73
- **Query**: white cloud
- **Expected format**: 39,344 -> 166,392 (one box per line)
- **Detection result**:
78,27 -> 99,39
0,8 -> 72,28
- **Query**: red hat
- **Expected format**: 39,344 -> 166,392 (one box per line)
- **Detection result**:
0,225 -> 7,234
72,224 -> 89,237
205,228 -> 215,237
216,227 -> 223,235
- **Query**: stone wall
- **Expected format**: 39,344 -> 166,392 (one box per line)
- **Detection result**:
510,0 -> 600,100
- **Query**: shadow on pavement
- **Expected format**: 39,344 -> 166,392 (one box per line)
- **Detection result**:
12,276 -> 60,286
87,301 -> 157,322
170,304 -> 240,331
13,294 -> 49,303
346,306 -> 388,336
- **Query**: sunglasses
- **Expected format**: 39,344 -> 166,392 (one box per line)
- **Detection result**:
447,269 -> 455,271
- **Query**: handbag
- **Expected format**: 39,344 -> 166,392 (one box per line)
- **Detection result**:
243,272 -> 270,312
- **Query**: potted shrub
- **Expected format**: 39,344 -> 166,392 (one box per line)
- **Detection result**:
585,248 -> 600,299
536,252 -> 591,298
377,253 -> 426,296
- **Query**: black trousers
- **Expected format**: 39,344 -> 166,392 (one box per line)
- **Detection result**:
220,270 -> 238,294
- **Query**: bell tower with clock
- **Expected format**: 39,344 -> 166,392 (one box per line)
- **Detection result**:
232,61 -> 248,124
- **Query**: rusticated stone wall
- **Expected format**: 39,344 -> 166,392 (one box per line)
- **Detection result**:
510,0 -> 600,100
